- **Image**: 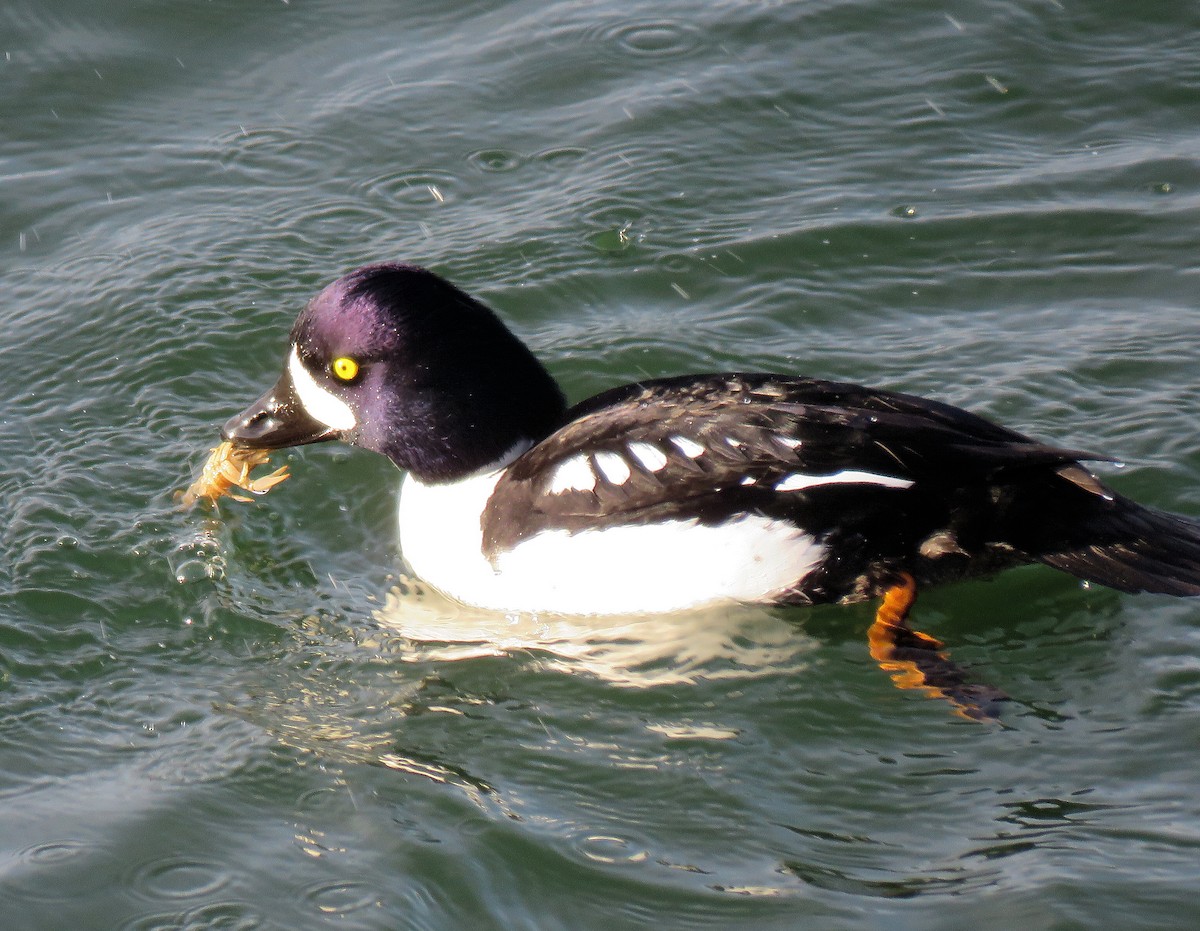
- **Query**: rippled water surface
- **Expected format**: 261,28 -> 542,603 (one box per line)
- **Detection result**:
4,1 -> 1200,928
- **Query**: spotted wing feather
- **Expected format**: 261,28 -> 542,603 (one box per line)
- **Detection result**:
481,374 -> 1107,563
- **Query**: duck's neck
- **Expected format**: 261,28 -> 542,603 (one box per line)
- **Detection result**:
376,363 -> 563,483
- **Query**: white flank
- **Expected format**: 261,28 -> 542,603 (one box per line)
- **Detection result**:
287,346 -> 357,431
594,451 -> 631,485
774,468 -> 914,493
547,454 -> 596,494
670,435 -> 706,458
627,441 -> 668,472
398,471 -> 825,615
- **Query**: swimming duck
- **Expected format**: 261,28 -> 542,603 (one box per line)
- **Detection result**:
220,263 -> 1200,698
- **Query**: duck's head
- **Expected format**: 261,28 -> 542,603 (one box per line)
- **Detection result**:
222,263 -> 567,482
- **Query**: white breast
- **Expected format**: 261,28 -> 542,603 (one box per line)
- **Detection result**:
398,468 -> 826,615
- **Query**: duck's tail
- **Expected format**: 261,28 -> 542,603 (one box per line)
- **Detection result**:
1034,482 -> 1200,596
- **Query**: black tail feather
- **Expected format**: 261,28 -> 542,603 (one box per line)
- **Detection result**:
1038,498 -> 1200,597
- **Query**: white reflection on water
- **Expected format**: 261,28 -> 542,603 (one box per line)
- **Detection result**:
223,572 -> 825,816
370,575 -> 816,689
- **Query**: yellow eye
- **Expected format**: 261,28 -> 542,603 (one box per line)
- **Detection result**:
331,356 -> 359,381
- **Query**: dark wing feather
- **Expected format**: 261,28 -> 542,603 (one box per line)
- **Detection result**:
481,373 -> 1111,559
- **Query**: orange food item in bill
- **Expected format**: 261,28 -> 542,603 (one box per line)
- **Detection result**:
180,440 -> 290,507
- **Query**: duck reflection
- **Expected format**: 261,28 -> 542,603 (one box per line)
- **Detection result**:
370,575 -> 817,689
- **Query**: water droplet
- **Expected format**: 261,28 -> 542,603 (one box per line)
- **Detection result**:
303,880 -> 378,915
360,169 -> 457,207
25,840 -> 93,865
533,146 -> 586,167
586,227 -> 631,253
1152,181 -> 1172,194
133,857 -> 229,900
891,204 -> 918,218
578,834 -> 648,864
466,149 -> 523,173
610,21 -> 699,58
171,538 -> 226,584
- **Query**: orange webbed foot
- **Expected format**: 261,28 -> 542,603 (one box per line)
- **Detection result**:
868,574 -> 1008,721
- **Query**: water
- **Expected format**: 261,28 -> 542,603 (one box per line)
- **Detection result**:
3,0 -> 1200,927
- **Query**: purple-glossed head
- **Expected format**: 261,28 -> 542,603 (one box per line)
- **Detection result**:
222,263 -> 567,482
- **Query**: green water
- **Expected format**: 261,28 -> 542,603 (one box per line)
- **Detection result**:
4,1 -> 1200,928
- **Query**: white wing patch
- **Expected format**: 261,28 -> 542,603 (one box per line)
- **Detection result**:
288,346 -> 357,431
547,455 -> 596,494
594,451 -> 632,485
628,441 -> 668,472
670,435 -> 706,459
774,469 -> 914,493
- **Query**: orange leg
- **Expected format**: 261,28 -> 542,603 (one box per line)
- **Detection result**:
868,573 -> 1007,721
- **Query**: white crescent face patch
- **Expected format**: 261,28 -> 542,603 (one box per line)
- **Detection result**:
288,345 -> 357,431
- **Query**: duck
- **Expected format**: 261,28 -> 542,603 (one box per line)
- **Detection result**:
220,263 -> 1200,653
